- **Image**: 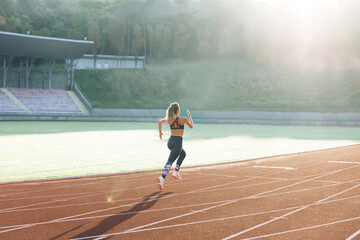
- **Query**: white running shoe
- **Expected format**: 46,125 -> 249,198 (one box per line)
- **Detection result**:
172,171 -> 182,180
157,176 -> 164,191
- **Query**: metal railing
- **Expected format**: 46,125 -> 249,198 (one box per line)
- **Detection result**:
73,81 -> 93,114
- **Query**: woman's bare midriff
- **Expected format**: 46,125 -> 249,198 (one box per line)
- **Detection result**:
171,129 -> 184,137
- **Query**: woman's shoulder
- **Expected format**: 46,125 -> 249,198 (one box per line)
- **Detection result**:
178,117 -> 187,124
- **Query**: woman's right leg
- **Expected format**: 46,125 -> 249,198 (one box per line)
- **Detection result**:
175,149 -> 186,171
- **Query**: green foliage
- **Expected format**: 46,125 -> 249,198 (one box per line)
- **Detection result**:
130,24 -> 144,57
0,0 -> 359,112
75,59 -> 360,112
88,21 -> 101,56
1,0 -> 360,67
0,0 -> 259,59
38,27 -> 50,37
108,19 -> 126,55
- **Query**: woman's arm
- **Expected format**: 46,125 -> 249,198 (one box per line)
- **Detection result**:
185,109 -> 193,128
158,118 -> 166,139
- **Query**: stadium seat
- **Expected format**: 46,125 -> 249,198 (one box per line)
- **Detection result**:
7,88 -> 83,115
0,90 -> 25,113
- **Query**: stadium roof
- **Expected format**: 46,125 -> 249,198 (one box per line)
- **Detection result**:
0,31 -> 93,60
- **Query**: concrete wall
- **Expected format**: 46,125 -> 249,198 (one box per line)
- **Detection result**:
76,55 -> 145,69
91,108 -> 360,126
0,108 -> 360,126
1,107 -> 360,126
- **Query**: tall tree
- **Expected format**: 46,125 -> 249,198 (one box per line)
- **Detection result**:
131,24 -> 144,56
108,19 -> 126,55
173,25 -> 190,58
131,24 -> 144,68
147,24 -> 155,58
88,21 -> 101,68
152,24 -> 172,59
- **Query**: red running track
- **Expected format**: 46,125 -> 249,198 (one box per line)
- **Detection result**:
0,145 -> 360,240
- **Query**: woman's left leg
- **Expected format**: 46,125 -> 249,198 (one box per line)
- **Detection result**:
161,138 -> 182,179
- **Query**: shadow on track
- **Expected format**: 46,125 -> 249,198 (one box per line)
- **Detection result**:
69,191 -> 172,240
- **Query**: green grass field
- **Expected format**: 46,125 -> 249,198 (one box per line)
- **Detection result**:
1,121 -> 359,182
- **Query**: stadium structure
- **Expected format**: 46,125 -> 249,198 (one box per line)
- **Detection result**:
0,31 -> 93,118
0,31 -> 359,125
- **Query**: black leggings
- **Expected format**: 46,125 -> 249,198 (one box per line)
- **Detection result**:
161,136 -> 186,178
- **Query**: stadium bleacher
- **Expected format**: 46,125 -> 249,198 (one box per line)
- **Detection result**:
0,89 -> 25,113
7,88 -> 82,115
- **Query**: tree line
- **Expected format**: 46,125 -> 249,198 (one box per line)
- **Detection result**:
1,0 -> 360,70
0,0 -> 235,60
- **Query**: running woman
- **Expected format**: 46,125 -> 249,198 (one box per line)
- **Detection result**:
157,102 -> 193,190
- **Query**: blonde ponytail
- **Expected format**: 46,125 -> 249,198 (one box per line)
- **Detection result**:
165,102 -> 180,124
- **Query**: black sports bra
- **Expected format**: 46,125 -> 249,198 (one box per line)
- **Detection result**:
170,117 -> 184,130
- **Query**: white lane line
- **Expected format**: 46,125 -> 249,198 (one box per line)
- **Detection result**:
188,162 -> 306,194
0,172 -> 265,234
0,172 -> 170,199
0,195 -> 160,235
0,154 -> 325,205
3,180 -> 358,231
0,174 -> 162,199
222,179 -> 360,240
241,216 -> 360,240
0,163 -> 299,234
346,228 -> 360,240
67,195 -> 360,240
1,164 -> 329,214
0,160 -> 333,234
0,200 -> 228,230
190,172 -> 239,178
2,176 -> 359,236
8,171 -> 360,216
328,161 -> 360,165
121,164 -> 359,234
0,174 -> 203,205
0,191 -> 107,214
246,175 -> 342,184
254,166 -> 294,170
0,178 -> 292,214
120,169 -> 303,233
0,175 -> 200,213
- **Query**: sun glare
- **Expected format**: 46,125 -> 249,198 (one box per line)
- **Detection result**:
258,0 -> 339,9
241,0 -> 356,71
